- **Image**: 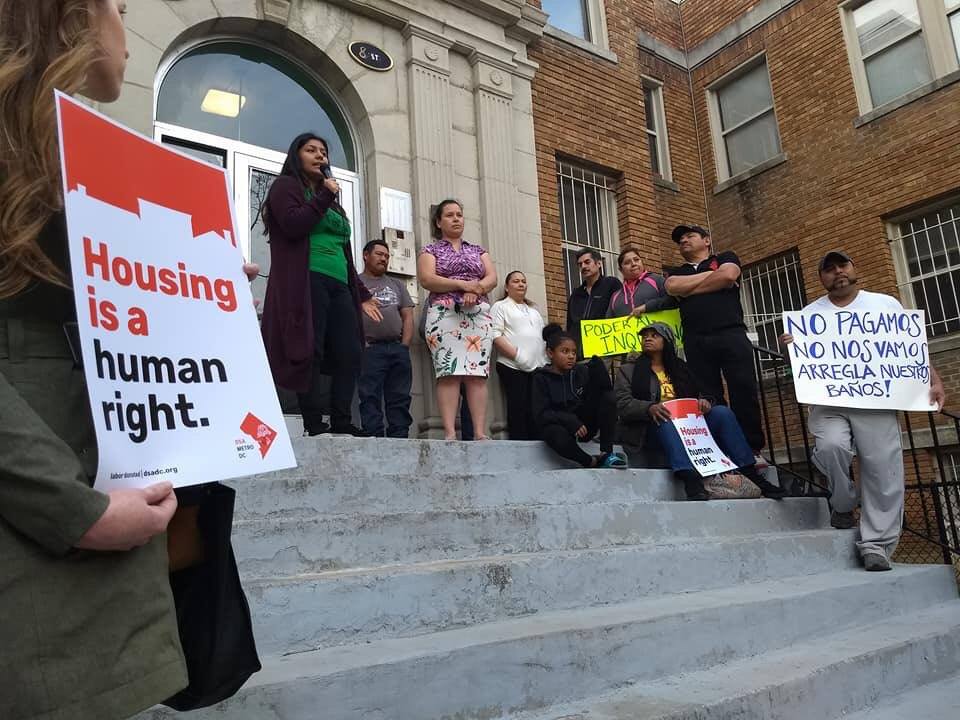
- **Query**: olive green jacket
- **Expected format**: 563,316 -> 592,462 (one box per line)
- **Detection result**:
1,218 -> 187,719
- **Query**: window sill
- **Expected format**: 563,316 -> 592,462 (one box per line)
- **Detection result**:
713,153 -> 788,194
653,176 -> 679,192
854,70 -> 960,128
928,332 -> 960,355
543,25 -> 618,64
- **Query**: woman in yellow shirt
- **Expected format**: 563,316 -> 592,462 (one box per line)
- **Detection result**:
614,323 -> 786,501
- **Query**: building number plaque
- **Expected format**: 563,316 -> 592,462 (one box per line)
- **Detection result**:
349,42 -> 393,72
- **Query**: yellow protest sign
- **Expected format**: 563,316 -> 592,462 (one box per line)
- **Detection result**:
580,309 -> 684,357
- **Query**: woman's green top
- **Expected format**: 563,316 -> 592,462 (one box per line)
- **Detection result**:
308,195 -> 351,284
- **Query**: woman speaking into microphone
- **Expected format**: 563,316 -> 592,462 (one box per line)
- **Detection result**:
260,134 -> 382,436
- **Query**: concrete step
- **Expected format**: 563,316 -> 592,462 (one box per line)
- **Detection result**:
228,468 -> 681,521
277,437 -> 572,480
838,671 -> 960,719
517,599 -> 960,720
247,529 -> 859,654
136,566 -> 959,720
233,497 -> 831,576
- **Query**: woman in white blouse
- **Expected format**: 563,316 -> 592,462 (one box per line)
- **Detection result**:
490,271 -> 547,439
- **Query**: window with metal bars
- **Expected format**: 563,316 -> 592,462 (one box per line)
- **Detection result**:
556,159 -> 620,294
891,200 -> 960,337
740,250 -> 807,374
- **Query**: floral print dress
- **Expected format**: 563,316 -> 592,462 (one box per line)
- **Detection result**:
421,239 -> 495,378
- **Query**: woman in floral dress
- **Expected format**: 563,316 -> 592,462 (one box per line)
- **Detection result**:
417,199 -> 497,440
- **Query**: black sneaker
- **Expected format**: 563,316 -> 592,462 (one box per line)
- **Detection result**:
751,477 -> 788,500
677,470 -> 709,500
303,421 -> 331,437
831,510 -> 856,529
328,423 -> 373,438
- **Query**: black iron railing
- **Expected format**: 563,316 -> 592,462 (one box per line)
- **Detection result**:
751,344 -> 960,568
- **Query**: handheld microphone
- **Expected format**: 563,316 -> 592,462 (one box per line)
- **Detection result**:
320,164 -> 339,200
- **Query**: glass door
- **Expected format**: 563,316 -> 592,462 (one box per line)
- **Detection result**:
234,153 -> 283,310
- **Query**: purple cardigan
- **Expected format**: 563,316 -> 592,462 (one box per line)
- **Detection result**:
260,175 -> 371,393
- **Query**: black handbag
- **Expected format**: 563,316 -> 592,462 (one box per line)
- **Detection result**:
163,482 -> 262,711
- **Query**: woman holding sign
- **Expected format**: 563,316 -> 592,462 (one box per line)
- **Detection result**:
614,323 -> 786,500
606,246 -> 676,320
0,1 -> 197,717
261,133 -> 382,436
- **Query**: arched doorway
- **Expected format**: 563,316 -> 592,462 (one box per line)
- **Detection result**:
154,40 -> 363,307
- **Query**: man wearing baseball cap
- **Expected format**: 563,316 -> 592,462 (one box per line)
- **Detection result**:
665,224 -> 767,467
781,251 -> 946,571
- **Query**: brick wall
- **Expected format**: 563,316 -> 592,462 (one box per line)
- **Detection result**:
530,0 -> 960,403
685,0 -> 960,415
679,0 -> 773,48
650,0 -> 684,46
637,50 -> 708,263
529,0 -> 707,321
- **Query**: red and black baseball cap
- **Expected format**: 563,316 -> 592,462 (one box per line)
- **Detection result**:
671,224 -> 710,243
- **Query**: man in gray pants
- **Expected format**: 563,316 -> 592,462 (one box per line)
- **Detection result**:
781,251 -> 946,572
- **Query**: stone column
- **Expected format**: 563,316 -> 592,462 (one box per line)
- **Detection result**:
470,52 -> 521,436
404,24 -> 455,438
471,53 -> 521,272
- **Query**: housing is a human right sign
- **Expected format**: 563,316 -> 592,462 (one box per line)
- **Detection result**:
56,92 -> 296,491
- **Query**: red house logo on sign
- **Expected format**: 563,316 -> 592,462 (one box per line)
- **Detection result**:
240,413 -> 278,458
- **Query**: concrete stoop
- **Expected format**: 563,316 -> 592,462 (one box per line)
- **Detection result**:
140,438 -> 960,720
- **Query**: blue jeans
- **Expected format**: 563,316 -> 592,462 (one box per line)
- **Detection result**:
358,341 -> 413,438
649,405 -> 755,472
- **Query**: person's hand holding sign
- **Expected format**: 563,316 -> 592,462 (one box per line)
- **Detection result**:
631,304 -> 647,317
648,403 -> 672,425
242,262 -> 261,308
930,369 -> 947,411
698,398 -> 712,415
779,332 -> 793,346
76,482 -> 178,551
576,424 -> 589,439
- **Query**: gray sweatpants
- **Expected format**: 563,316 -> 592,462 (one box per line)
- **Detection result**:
808,406 -> 904,559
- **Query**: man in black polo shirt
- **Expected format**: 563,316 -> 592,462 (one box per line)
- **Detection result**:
566,248 -> 622,357
665,224 -> 765,458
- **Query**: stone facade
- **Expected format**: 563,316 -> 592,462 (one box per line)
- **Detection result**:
110,0 -> 548,436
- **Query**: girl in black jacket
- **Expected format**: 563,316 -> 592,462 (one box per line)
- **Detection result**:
531,324 -> 627,469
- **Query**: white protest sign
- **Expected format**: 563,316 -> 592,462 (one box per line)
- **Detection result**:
56,92 -> 296,491
662,399 -> 737,477
783,307 -> 935,411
